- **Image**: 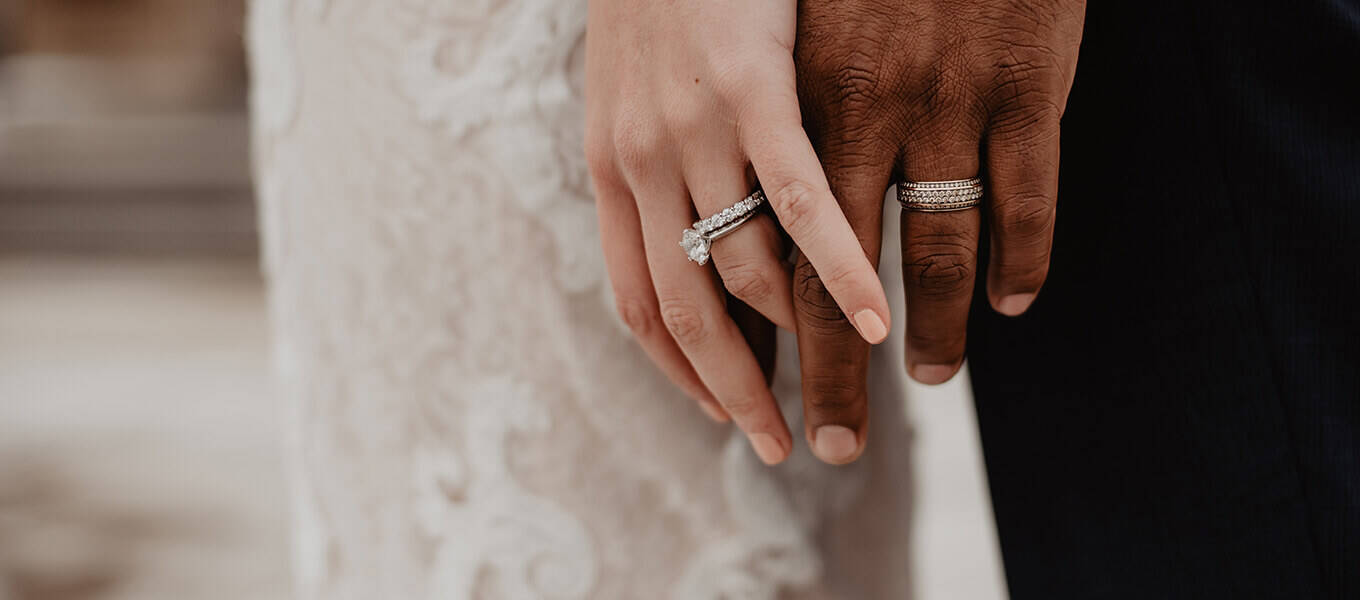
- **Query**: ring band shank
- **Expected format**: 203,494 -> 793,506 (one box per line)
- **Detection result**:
694,190 -> 766,234
705,209 -> 759,242
898,178 -> 983,212
680,189 -> 767,265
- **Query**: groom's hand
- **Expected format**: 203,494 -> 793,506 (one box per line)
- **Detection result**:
792,0 -> 1085,464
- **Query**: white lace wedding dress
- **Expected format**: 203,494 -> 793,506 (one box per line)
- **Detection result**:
247,1 -> 918,598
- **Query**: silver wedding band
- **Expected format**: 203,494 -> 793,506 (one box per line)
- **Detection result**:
679,189 -> 766,266
898,178 -> 983,212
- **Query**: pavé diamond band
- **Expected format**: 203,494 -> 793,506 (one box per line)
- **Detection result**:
897,178 -> 983,212
679,189 -> 766,266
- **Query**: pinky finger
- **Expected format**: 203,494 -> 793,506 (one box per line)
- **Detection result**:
595,175 -> 729,422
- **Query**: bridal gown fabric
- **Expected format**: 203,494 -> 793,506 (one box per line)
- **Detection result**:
246,1 -> 921,597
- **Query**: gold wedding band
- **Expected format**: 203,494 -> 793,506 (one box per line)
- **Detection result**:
898,178 -> 983,212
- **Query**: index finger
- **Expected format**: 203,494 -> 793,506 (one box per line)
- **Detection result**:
736,76 -> 891,345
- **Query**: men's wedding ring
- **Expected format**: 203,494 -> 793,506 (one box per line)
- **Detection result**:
679,190 -> 766,266
898,178 -> 984,212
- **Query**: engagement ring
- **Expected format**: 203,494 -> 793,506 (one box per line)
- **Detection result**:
679,189 -> 766,265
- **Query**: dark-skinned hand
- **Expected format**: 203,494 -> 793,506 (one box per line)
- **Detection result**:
792,0 -> 1086,463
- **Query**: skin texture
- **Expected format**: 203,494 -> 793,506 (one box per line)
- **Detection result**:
585,0 -> 893,465
586,0 -> 1085,465
792,0 -> 1086,462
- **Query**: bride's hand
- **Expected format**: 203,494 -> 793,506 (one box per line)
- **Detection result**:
584,0 -> 892,465
790,0 -> 1085,461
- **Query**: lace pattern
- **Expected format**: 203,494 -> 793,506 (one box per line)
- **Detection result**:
248,1 -> 915,597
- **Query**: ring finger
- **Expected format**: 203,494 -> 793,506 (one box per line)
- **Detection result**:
683,144 -> 797,332
633,170 -> 795,465
899,131 -> 983,385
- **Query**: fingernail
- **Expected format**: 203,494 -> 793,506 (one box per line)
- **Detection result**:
748,433 -> 787,466
911,364 -> 956,385
812,425 -> 860,464
852,310 -> 889,344
997,293 -> 1036,316
699,402 -> 730,423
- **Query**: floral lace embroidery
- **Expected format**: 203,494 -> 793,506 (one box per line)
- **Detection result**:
248,0 -> 914,597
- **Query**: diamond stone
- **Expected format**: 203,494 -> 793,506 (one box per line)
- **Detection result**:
680,228 -> 711,265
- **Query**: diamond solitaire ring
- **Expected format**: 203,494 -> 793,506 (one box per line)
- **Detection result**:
897,178 -> 983,212
679,189 -> 766,266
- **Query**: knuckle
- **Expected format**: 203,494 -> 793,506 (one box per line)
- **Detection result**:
614,296 -> 661,339
658,298 -> 710,347
906,328 -> 964,359
909,259 -> 974,298
803,374 -> 865,413
799,42 -> 885,111
923,68 -> 973,113
817,124 -> 893,165
712,55 -> 767,100
990,45 -> 1066,101
992,237 -> 1052,290
721,264 -> 775,306
611,113 -> 665,174
767,179 -> 822,236
989,98 -> 1063,140
909,64 -> 984,136
662,96 -> 709,138
793,262 -> 855,334
817,259 -> 862,294
987,49 -> 1066,136
715,394 -> 760,419
905,234 -> 977,299
830,62 -> 883,112
997,196 -> 1056,245
713,50 -> 793,112
583,131 -> 617,182
997,260 -> 1050,293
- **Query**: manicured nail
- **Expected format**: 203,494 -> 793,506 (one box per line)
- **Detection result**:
699,402 -> 730,423
748,433 -> 787,466
812,425 -> 859,464
997,293 -> 1036,317
911,363 -> 956,385
852,309 -> 889,344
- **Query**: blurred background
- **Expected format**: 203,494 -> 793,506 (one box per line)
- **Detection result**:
0,1 -> 287,599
